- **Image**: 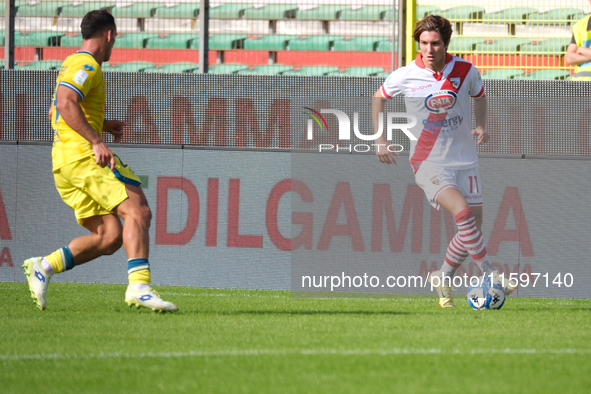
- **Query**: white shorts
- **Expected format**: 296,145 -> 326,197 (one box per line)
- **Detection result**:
414,163 -> 483,210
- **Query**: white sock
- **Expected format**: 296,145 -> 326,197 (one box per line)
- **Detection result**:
40,257 -> 54,276
130,284 -> 150,291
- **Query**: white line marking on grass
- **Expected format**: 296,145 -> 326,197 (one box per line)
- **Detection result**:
2,348 -> 590,362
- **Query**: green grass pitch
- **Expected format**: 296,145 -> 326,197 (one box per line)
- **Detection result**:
2,282 -> 591,393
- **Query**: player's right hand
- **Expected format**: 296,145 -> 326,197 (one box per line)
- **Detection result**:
93,141 -> 115,171
376,145 -> 398,165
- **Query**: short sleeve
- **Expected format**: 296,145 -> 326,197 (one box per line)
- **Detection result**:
380,69 -> 404,99
59,62 -> 101,100
468,65 -> 485,98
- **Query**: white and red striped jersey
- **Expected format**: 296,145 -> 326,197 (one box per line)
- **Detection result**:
381,53 -> 485,172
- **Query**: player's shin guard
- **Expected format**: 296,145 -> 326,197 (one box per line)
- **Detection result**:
455,208 -> 494,276
44,246 -> 75,274
128,258 -> 151,285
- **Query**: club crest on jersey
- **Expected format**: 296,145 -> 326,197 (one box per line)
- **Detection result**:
424,90 -> 457,114
449,77 -> 461,89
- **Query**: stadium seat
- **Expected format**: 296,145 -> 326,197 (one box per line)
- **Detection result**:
449,37 -> 486,54
282,66 -> 339,75
296,5 -> 351,20
436,6 -> 485,21
514,69 -> 571,80
152,4 -> 199,18
15,32 -> 64,47
115,33 -> 160,49
209,64 -> 250,74
288,36 -> 343,51
61,34 -> 83,47
16,1 -> 71,17
191,35 -> 248,50
333,36 -> 385,52
416,5 -> 441,17
60,3 -> 116,17
244,35 -> 298,50
16,60 -> 63,70
0,1 -> 26,16
107,62 -> 156,72
382,5 -> 440,20
328,67 -> 384,76
339,6 -> 392,21
210,4 -> 253,19
475,38 -> 532,54
144,62 -> 199,73
483,7 -> 538,24
481,69 -> 525,79
237,65 -> 294,75
381,9 -> 397,21
375,39 -> 397,52
376,71 -> 391,78
111,3 -> 166,18
0,31 -> 4,46
243,5 -> 298,20
528,8 -> 585,25
145,34 -> 199,49
520,38 -> 571,55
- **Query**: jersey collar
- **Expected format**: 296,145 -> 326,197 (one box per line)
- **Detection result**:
415,53 -> 453,80
76,50 -> 98,62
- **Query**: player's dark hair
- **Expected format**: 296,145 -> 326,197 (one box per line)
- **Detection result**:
80,10 -> 116,40
413,15 -> 452,46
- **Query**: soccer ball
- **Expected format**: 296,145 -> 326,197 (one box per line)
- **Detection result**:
467,276 -> 506,310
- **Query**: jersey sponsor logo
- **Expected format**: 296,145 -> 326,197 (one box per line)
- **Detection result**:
422,116 -> 463,134
424,90 -> 457,113
410,84 -> 432,92
73,69 -> 89,85
83,64 -> 95,72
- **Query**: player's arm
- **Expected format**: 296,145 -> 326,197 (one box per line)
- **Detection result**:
472,94 -> 489,145
566,43 -> 591,66
47,106 -> 53,121
373,89 -> 398,164
55,85 -> 115,170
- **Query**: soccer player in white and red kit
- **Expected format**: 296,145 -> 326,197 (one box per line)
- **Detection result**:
372,15 -> 514,308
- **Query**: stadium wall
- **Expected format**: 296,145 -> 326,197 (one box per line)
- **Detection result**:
0,143 -> 589,298
1,71 -> 590,155
0,71 -> 590,297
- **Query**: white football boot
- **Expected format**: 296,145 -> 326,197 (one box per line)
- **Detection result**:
125,287 -> 179,312
427,270 -> 455,308
22,257 -> 51,311
493,271 -> 517,296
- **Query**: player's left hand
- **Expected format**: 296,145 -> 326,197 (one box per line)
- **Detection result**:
103,120 -> 126,143
471,127 -> 489,145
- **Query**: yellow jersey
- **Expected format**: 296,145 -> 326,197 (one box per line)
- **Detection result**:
51,51 -> 106,171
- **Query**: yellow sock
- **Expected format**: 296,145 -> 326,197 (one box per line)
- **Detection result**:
44,246 -> 75,274
128,258 -> 151,285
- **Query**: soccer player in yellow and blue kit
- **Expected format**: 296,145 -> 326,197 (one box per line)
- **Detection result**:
22,10 -> 178,312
